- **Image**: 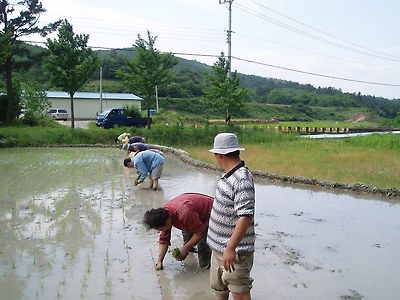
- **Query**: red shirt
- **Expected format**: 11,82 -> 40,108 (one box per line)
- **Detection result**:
159,193 -> 214,245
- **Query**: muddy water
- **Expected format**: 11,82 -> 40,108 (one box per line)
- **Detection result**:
0,147 -> 399,300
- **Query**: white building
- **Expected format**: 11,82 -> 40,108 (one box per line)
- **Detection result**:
46,91 -> 143,119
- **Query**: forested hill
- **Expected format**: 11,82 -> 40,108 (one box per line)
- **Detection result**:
3,44 -> 400,120
93,48 -> 400,119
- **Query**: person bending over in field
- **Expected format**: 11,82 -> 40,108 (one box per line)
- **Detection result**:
127,142 -> 148,157
121,135 -> 146,150
123,149 -> 164,190
116,132 -> 131,145
143,193 -> 213,270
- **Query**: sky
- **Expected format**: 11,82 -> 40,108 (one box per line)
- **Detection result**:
21,0 -> 400,99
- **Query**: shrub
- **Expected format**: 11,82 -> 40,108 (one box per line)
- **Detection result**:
123,105 -> 142,118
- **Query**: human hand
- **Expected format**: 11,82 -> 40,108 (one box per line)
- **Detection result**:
178,247 -> 189,261
223,248 -> 236,273
155,262 -> 163,270
172,247 -> 188,261
134,178 -> 143,186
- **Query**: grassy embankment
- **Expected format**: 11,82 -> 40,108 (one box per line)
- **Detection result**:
184,137 -> 400,189
0,121 -> 399,189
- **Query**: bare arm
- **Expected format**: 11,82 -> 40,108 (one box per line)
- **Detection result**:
174,233 -> 204,261
182,233 -> 202,252
156,243 -> 169,270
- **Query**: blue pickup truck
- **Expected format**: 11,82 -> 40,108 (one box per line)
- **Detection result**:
96,108 -> 150,128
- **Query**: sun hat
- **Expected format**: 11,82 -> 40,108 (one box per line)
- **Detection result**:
208,133 -> 245,155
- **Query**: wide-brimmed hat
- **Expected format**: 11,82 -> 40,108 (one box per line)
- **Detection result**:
208,133 -> 244,155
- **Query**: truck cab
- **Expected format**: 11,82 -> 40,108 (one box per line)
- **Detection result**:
96,108 -> 123,128
96,108 -> 150,128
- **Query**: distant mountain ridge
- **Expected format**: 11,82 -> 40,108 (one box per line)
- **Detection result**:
2,43 -> 399,122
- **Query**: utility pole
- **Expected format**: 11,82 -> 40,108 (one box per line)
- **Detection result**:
219,0 -> 233,78
155,85 -> 159,112
99,66 -> 103,113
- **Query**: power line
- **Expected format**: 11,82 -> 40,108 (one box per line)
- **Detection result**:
174,51 -> 400,87
231,56 -> 400,87
234,2 -> 400,63
234,31 -> 400,74
18,39 -> 400,87
246,0 -> 400,61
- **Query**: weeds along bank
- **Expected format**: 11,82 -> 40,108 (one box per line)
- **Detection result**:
0,124 -> 399,197
151,145 -> 399,198
0,123 -> 297,147
1,122 -> 398,149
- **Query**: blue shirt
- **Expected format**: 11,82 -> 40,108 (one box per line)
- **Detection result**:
133,150 -> 164,181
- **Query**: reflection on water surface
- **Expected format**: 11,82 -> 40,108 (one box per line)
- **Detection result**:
0,147 -> 399,300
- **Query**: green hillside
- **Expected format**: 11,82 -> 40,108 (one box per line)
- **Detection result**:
1,43 -> 399,125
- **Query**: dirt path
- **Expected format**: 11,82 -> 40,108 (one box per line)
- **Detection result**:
56,120 -> 91,129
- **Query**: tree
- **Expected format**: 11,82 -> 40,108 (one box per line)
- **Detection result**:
0,0 -> 60,122
20,81 -> 50,125
116,31 -> 178,128
99,49 -> 127,80
45,19 -> 99,129
203,52 -> 248,119
0,29 -> 11,64
0,29 -> 12,119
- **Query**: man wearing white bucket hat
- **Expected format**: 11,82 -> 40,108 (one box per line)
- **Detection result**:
207,133 -> 255,300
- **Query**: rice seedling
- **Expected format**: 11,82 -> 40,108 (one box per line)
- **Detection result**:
56,279 -> 66,298
104,249 -> 112,296
80,274 -> 88,298
86,253 -> 91,274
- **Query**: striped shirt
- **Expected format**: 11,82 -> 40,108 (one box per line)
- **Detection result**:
207,161 -> 255,253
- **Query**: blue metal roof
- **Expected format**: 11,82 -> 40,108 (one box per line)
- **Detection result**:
46,91 -> 143,101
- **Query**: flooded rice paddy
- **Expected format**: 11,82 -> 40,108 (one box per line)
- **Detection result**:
0,147 -> 399,300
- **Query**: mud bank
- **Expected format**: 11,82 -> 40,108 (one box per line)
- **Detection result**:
152,145 -> 400,198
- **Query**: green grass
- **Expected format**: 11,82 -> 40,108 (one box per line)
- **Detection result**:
182,131 -> 400,189
0,122 -> 145,147
183,139 -> 400,189
1,121 -> 398,189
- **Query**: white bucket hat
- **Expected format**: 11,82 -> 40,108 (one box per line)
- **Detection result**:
208,133 -> 245,155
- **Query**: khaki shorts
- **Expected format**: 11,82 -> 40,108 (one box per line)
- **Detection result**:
210,250 -> 254,296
